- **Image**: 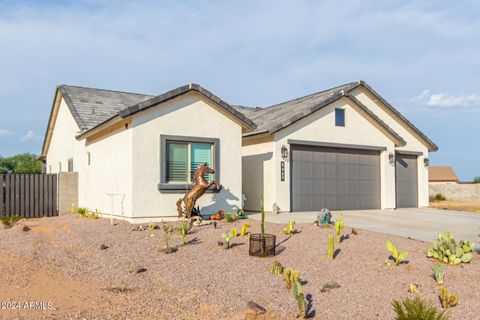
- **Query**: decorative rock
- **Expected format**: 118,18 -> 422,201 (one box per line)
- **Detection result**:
161,247 -> 177,254
320,280 -> 340,292
129,265 -> 147,274
244,301 -> 266,316
317,208 -> 332,226
131,225 -> 146,231
99,244 -> 108,250
21,225 -> 31,232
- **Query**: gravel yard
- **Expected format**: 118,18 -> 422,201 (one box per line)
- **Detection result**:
0,215 -> 479,319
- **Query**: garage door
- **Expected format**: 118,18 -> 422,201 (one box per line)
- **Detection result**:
395,153 -> 418,208
291,145 -> 381,211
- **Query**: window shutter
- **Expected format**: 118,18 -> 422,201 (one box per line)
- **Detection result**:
166,143 -> 188,182
190,143 -> 213,182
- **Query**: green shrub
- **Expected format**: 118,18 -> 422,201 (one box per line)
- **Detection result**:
392,296 -> 448,320
0,215 -> 21,228
473,176 -> 480,184
433,194 -> 446,202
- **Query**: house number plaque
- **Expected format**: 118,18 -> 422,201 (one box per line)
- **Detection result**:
280,161 -> 285,181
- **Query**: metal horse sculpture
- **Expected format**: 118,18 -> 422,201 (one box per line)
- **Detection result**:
176,163 -> 222,218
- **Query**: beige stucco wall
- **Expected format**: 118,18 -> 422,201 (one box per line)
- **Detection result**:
82,125 -> 133,216
350,87 -> 430,207
46,97 -> 134,217
273,98 -> 396,211
131,92 -> 243,219
242,137 -> 275,211
46,98 -> 83,174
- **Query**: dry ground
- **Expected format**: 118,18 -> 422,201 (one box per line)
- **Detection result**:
430,200 -> 480,213
0,215 -> 479,319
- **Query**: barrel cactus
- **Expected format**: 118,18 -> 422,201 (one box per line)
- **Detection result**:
269,261 -> 284,275
426,232 -> 476,265
221,231 -> 233,249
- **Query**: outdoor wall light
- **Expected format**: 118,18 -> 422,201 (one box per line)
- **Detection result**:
424,158 -> 430,167
389,153 -> 395,165
281,145 -> 288,159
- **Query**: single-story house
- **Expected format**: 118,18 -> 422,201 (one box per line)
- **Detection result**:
428,166 -> 459,184
40,81 -> 437,221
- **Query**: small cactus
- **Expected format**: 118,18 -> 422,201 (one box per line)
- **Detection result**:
282,220 -> 296,235
328,234 -> 334,260
269,261 -> 284,275
291,281 -> 306,318
385,240 -> 409,266
335,213 -> 344,243
240,223 -> 250,236
440,287 -> 458,309
283,267 -> 300,288
432,263 -> 445,285
221,231 -> 233,249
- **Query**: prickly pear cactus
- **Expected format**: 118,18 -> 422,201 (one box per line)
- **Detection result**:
427,232 -> 476,265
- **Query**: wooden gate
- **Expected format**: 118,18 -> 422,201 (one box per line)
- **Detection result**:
0,174 -> 58,218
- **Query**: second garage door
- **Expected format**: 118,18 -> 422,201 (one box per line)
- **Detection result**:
291,145 -> 381,211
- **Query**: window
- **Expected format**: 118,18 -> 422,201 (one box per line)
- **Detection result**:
335,108 -> 345,127
160,135 -> 219,191
58,162 -> 62,172
166,142 -> 213,183
67,159 -> 74,172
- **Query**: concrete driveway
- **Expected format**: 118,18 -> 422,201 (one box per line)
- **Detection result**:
248,208 -> 480,243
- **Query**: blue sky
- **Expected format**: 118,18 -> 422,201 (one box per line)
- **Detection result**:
0,0 -> 479,180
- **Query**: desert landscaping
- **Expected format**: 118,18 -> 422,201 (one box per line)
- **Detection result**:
0,213 -> 479,320
430,200 -> 480,213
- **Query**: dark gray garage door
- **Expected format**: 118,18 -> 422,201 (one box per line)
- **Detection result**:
291,145 -> 381,211
395,153 -> 418,208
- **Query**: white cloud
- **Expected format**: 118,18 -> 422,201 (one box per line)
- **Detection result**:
0,129 -> 14,137
412,90 -> 480,108
20,130 -> 41,142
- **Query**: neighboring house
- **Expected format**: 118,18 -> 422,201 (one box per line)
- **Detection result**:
40,80 -> 437,221
428,166 -> 459,184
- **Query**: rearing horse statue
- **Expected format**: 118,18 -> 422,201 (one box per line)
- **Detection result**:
176,163 -> 222,218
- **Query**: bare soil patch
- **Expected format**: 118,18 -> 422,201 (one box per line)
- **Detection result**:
430,200 -> 480,213
0,215 -> 479,319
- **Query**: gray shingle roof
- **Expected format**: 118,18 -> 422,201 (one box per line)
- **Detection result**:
58,85 -> 154,131
232,81 -> 438,151
235,82 -> 359,136
52,80 -> 436,152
